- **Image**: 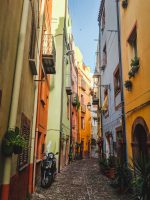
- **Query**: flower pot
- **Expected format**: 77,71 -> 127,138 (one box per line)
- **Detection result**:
122,0 -> 128,8
13,145 -> 23,154
124,80 -> 132,91
1,139 -> 13,156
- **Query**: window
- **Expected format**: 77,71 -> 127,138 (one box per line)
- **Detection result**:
102,89 -> 109,118
102,44 -> 107,68
18,113 -> 30,170
29,16 -> 36,59
81,94 -> 84,104
114,66 -> 120,96
128,25 -> 137,58
101,7 -> 105,32
67,96 -> 69,120
81,117 -> 85,129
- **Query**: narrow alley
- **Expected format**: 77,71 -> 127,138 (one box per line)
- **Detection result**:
32,159 -> 128,200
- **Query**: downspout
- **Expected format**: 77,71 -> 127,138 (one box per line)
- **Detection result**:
116,0 -> 128,163
98,19 -> 104,156
1,0 -> 30,199
58,0 -> 67,172
29,0 -> 45,193
69,55 -> 72,161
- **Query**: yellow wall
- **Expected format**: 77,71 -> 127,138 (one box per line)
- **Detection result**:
120,0 -> 150,159
76,47 -> 91,154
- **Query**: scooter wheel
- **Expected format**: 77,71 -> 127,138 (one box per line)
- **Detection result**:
41,176 -> 53,188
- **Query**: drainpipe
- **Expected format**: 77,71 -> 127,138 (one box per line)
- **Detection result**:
1,0 -> 30,199
98,19 -> 104,157
29,0 -> 45,193
116,0 -> 128,163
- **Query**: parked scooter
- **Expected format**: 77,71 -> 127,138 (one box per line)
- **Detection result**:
41,152 -> 58,188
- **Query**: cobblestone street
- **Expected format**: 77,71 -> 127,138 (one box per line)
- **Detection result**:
32,159 -> 128,200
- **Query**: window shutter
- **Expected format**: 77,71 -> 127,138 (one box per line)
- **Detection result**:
18,113 -> 30,170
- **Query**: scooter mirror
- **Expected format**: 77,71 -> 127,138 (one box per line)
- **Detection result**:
55,152 -> 59,155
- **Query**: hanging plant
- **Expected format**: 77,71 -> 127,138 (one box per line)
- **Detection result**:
1,129 -> 26,156
124,80 -> 132,91
122,0 -> 128,9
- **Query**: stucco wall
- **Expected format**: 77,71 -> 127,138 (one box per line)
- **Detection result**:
120,0 -> 150,159
0,0 -> 24,185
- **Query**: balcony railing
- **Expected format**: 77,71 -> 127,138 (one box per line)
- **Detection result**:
81,104 -> 86,113
42,34 -> 56,74
81,79 -> 86,91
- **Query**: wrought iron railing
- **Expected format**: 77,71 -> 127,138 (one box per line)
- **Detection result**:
42,34 -> 56,58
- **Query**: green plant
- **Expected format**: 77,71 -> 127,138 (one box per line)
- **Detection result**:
129,155 -> 150,200
130,57 -> 139,67
124,80 -> 132,91
1,129 -> 26,156
1,138 -> 14,156
128,70 -> 135,79
112,160 -> 132,193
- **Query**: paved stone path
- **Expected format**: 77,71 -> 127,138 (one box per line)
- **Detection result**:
32,159 -> 128,200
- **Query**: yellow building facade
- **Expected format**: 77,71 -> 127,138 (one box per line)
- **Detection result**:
75,48 -> 92,158
121,0 -> 150,160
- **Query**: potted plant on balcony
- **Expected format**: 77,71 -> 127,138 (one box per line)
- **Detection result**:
122,0 -> 128,9
124,80 -> 132,91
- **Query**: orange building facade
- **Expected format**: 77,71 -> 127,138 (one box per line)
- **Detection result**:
78,64 -> 92,158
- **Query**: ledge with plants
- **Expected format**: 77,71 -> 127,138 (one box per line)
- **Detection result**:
1,128 -> 26,156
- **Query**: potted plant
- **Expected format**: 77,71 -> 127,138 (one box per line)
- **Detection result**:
130,155 -> 150,199
112,160 -> 132,193
128,70 -> 135,79
1,129 -> 26,156
130,56 -> 139,67
122,0 -> 128,9
1,138 -> 14,156
1,130 -> 17,156
124,80 -> 132,91
13,134 -> 26,154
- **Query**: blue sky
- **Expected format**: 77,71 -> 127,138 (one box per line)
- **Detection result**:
68,0 -> 100,73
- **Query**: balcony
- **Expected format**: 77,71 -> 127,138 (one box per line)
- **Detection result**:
42,34 -> 56,74
81,79 -> 86,91
81,104 -> 86,113
66,86 -> 72,95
